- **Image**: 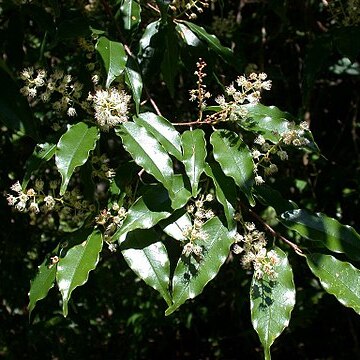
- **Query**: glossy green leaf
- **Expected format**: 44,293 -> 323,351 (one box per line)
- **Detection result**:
161,24 -> 180,97
121,229 -> 172,305
117,122 -> 174,193
169,174 -> 192,210
254,184 -> 297,215
96,36 -> 127,88
22,142 -> 56,188
204,162 -> 237,232
114,185 -> 172,241
120,0 -> 141,30
57,230 -> 103,317
181,129 -> 207,197
211,129 -> 255,206
243,103 -> 296,143
280,209 -> 360,261
134,112 -> 182,160
307,253 -> 360,315
55,122 -> 99,195
125,57 -> 143,114
166,217 -> 233,315
176,23 -> 201,47
250,247 -> 296,360
28,256 -> 57,315
161,211 -> 192,241
182,21 -> 233,61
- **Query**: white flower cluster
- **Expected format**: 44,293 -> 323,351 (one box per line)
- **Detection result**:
232,221 -> 280,280
281,121 -> 310,147
6,180 -> 95,228
170,0 -> 211,19
207,72 -> 272,124
95,203 -> 128,243
20,67 -> 83,117
89,88 -> 131,131
181,194 -> 214,258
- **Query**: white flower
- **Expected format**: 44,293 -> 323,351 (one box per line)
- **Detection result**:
255,175 -> 265,185
44,195 -> 55,210
93,88 -> 131,131
254,135 -> 266,146
29,201 -> 40,213
11,181 -> 22,193
67,107 -> 77,117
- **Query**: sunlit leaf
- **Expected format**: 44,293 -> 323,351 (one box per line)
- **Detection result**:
211,129 -> 255,206
55,122 -> 99,195
307,253 -> 360,315
204,162 -> 237,232
166,217 -> 233,315
121,229 -> 172,306
181,129 -> 206,197
134,112 -> 182,160
125,57 -> 143,114
114,185 -> 172,241
120,0 -> 141,30
28,254 -> 57,316
281,209 -> 360,261
116,122 -> 174,194
96,36 -> 127,88
251,247 -> 296,360
57,230 -> 103,317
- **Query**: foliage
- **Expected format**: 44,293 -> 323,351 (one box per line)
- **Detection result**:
1,0 -> 360,358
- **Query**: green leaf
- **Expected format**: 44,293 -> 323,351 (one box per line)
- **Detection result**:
22,143 -> 56,188
181,129 -> 207,197
176,23 -> 201,47
121,229 -> 172,305
116,122 -> 174,193
250,247 -> 296,360
306,253 -> 360,315
56,230 -> 103,317
182,21 -> 233,61
134,112 -> 182,160
28,256 -> 57,316
166,217 -> 233,315
211,129 -> 255,206
204,162 -> 237,232
254,184 -> 297,215
55,122 -> 99,195
161,24 -> 180,97
114,185 -> 172,241
168,174 -> 192,210
280,209 -> 360,262
120,0 -> 141,30
96,36 -> 128,88
161,211 -> 192,241
125,57 -> 143,114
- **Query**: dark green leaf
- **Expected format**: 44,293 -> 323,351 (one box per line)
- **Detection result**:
121,229 -> 172,305
280,209 -> 360,261
182,21 -> 233,61
211,129 -> 255,206
134,112 -> 182,160
125,57 -> 143,114
166,217 -> 233,315
181,129 -> 206,197
22,143 -> 56,188
307,253 -> 360,315
251,247 -> 296,360
55,122 -> 99,195
176,23 -> 201,47
168,174 -> 192,210
56,230 -> 103,317
120,0 -> 141,30
28,256 -> 57,316
161,24 -> 180,97
114,185 -> 172,241
117,122 -> 174,194
96,36 -> 128,88
204,162 -> 237,232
